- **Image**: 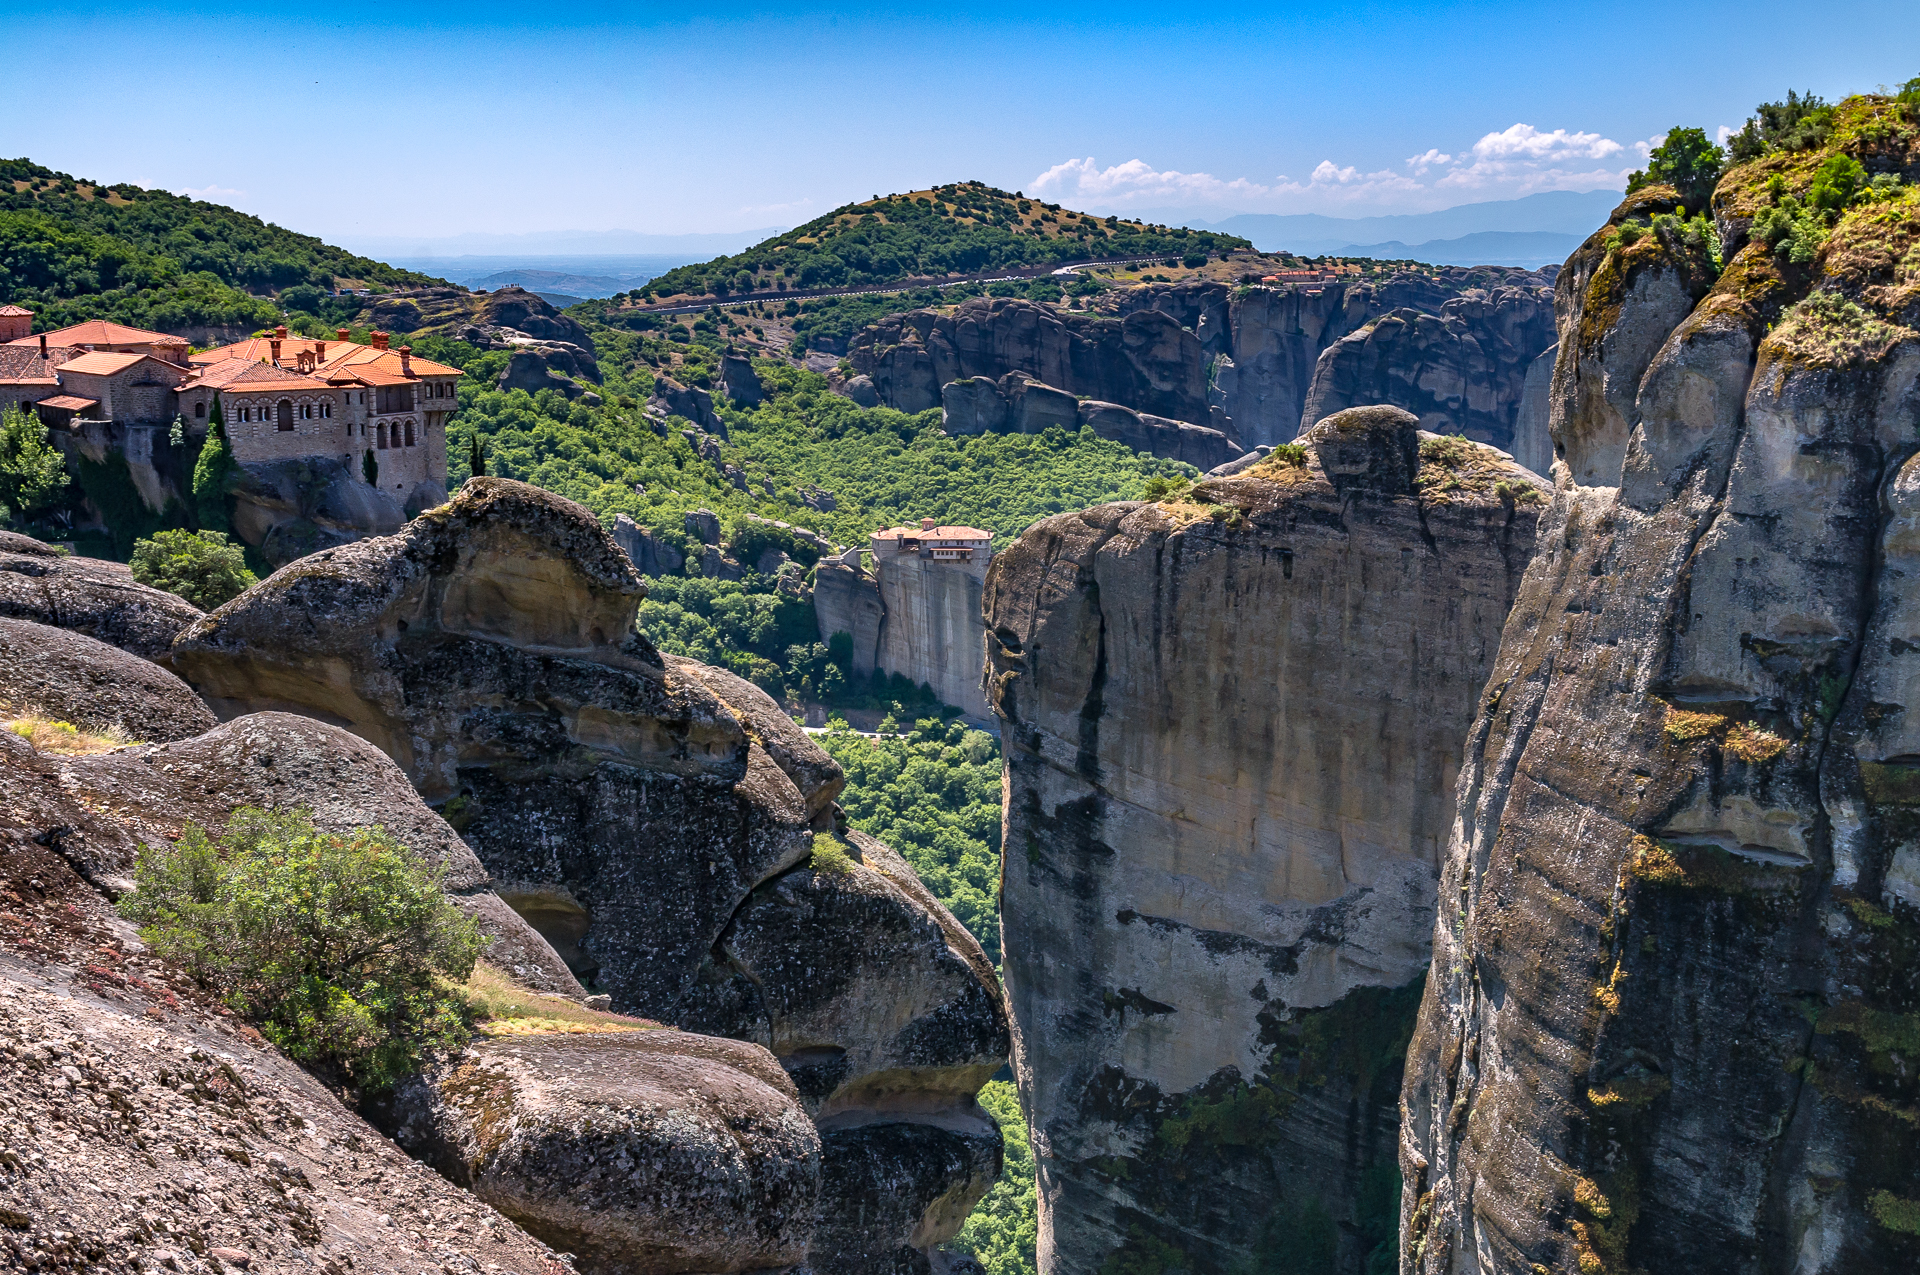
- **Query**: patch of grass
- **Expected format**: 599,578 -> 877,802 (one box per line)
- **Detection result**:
1662,706 -> 1727,742
1723,721 -> 1789,763
810,830 -> 859,874
457,961 -> 656,1036
5,707 -> 136,755
1769,289 -> 1912,368
1868,1189 -> 1920,1235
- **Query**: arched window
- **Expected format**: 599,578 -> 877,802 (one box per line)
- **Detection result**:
378,422 -> 388,450
404,420 -> 415,447
194,402 -> 206,419
277,399 -> 294,431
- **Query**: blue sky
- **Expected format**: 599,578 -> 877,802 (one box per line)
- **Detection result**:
3,0 -> 1915,242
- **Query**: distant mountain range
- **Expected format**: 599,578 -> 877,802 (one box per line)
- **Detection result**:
343,228 -> 789,259
1176,190 -> 1621,267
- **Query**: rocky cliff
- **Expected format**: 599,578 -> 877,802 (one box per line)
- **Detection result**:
1400,96 -> 1920,1275
847,270 -> 1557,457
169,477 -> 1010,1274
982,407 -> 1546,1274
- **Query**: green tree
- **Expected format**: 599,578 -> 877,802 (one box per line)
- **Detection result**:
117,807 -> 482,1089
129,527 -> 259,609
956,1080 -> 1038,1275
0,402 -> 70,526
363,448 -> 379,487
192,393 -> 235,532
1625,127 -> 1726,209
468,433 -> 485,478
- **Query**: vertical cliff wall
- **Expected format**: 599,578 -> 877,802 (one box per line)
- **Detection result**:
1401,98 -> 1920,1275
984,407 -> 1545,1274
875,548 -> 992,721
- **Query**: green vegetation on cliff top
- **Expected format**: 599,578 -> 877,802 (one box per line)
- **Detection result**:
640,181 -> 1249,299
0,156 -> 440,332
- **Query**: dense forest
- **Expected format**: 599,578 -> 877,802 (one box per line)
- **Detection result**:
639,181 -> 1249,298
0,157 -> 439,331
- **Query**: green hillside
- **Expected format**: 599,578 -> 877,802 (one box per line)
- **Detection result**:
0,157 -> 440,332
640,180 -> 1250,299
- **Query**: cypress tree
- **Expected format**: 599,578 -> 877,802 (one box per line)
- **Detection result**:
362,448 -> 379,487
468,433 -> 485,478
191,393 -> 235,532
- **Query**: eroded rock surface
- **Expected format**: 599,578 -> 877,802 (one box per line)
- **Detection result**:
0,531 -> 204,660
984,406 -> 1545,1274
167,477 -> 1008,1271
386,1030 -> 821,1275
1401,109 -> 1920,1275
0,616 -> 215,742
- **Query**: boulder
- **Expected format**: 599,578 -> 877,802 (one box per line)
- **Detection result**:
498,348 -> 597,398
0,530 -> 204,660
684,507 -> 722,546
998,372 -> 1079,435
650,376 -> 723,434
385,1030 -> 821,1275
478,287 -> 596,349
0,616 -> 214,743
53,711 -> 582,996
841,374 -> 881,408
983,425 -> 1547,1274
665,655 -> 844,823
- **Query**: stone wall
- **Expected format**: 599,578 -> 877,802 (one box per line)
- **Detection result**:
983,407 -> 1546,1275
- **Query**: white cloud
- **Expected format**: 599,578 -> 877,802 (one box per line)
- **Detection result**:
179,184 -> 247,203
1716,124 -> 1735,145
1032,122 -> 1642,215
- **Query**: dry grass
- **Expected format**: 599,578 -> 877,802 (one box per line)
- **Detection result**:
1662,706 -> 1727,742
5,706 -> 139,755
456,961 -> 657,1036
1724,721 -> 1790,763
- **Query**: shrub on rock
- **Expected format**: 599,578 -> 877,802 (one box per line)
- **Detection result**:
118,806 -> 482,1088
129,527 -> 258,610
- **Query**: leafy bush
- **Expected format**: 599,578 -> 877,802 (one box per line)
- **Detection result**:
1727,90 -> 1834,161
1809,153 -> 1868,212
1625,127 -> 1726,209
816,719 -> 1003,962
130,527 -> 258,609
955,1079 -> 1037,1275
117,807 -> 483,1089
0,402 -> 70,527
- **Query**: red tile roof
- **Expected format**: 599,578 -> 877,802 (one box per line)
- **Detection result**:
37,395 -> 99,412
0,345 -> 78,382
191,336 -> 462,384
874,525 -> 992,540
56,350 -> 167,377
0,305 -> 33,317
185,358 -> 332,393
8,320 -> 187,349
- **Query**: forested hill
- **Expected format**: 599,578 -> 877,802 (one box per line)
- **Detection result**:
640,181 -> 1251,299
0,157 -> 443,333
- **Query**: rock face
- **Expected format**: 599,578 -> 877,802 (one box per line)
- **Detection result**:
166,477 -> 1009,1271
1400,126 -> 1920,1275
611,513 -> 687,576
0,617 -> 214,742
0,531 -> 204,660
851,271 -> 1558,455
940,372 -> 1241,469
386,1030 -> 822,1274
814,547 -> 887,676
983,407 -> 1547,1274
1297,287 -> 1555,467
650,375 -> 724,433
227,455 -> 422,568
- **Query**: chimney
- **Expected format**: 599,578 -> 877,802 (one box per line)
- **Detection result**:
371,331 -> 389,351
336,328 -> 350,341
38,334 -> 47,358
315,340 -> 327,359
399,345 -> 412,376
269,339 -> 282,364
275,325 -> 288,340
920,517 -> 935,531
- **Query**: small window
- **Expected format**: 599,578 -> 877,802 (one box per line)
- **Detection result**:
405,420 -> 415,447
194,402 -> 206,419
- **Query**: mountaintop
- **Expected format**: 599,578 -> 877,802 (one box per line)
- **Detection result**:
640,181 -> 1252,301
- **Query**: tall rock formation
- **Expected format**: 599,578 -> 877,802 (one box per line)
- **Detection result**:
1400,96 -> 1920,1275
983,407 -> 1546,1274
169,478 -> 1009,1274
847,271 -> 1557,456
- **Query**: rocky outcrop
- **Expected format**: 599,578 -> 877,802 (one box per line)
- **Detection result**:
983,406 -> 1547,1275
814,547 -> 886,675
0,617 -> 214,742
611,513 -> 686,576
1401,109 -> 1920,1275
385,1030 -> 822,1274
166,477 -> 1009,1271
650,376 -> 723,433
0,530 -> 204,660
851,271 -> 1558,455
226,455 -> 423,568
940,372 -> 1242,469
720,353 -> 764,406
1297,286 -> 1555,464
